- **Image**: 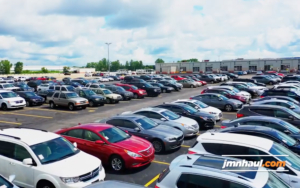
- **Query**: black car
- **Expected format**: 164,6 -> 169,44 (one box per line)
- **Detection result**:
71,79 -> 90,85
150,83 -> 173,93
130,82 -> 161,97
252,95 -> 300,107
121,78 -> 146,84
36,89 -> 55,101
221,116 -> 300,139
16,91 -> 44,106
237,105 -> 300,128
220,82 -> 258,97
154,103 -> 216,130
139,75 -> 151,81
27,80 -> 42,92
158,80 -> 181,91
217,125 -> 300,154
225,73 -> 239,79
282,75 -> 300,82
75,89 -> 106,107
198,75 -> 215,84
232,78 -> 266,87
109,76 -> 120,81
104,85 -> 133,100
261,88 -> 300,102
62,77 -> 71,83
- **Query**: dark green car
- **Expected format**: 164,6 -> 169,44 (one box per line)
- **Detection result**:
75,89 -> 106,107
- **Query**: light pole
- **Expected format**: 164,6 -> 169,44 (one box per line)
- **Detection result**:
105,43 -> 111,72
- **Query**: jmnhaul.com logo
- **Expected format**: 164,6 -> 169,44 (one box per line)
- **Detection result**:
221,155 -> 288,172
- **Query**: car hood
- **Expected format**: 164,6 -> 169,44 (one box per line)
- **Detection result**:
136,89 -> 146,92
148,124 -> 183,137
39,151 -> 101,177
237,91 -> 251,97
111,135 -> 151,152
172,116 -> 198,126
29,96 -> 44,100
91,95 -> 105,99
8,97 -> 25,102
70,97 -> 88,101
3,87 -> 20,90
106,94 -> 121,98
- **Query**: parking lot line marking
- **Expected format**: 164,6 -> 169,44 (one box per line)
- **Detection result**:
0,121 -> 22,125
153,160 -> 170,165
181,145 -> 190,148
196,133 -> 200,136
120,101 -> 130,103
25,108 -> 78,114
0,112 -> 53,119
158,95 -> 162,97
145,174 -> 160,187
105,104 -> 115,106
88,110 -> 95,112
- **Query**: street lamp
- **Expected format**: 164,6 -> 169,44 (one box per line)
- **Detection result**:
105,43 -> 112,72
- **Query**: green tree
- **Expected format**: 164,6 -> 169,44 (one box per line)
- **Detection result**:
155,58 -> 164,64
110,60 -> 121,71
0,60 -> 13,74
14,62 -> 23,74
41,67 -> 49,73
63,66 -> 70,73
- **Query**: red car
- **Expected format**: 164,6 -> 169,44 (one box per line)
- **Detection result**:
55,123 -> 155,171
202,88 -> 248,103
171,75 -> 186,81
192,78 -> 207,85
114,83 -> 147,98
37,77 -> 46,80
265,71 -> 285,77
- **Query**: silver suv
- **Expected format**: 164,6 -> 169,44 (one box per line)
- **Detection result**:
156,154 -> 290,188
47,91 -> 88,110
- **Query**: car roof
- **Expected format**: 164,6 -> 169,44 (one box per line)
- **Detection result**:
73,123 -> 114,132
0,128 -> 59,146
220,125 -> 277,133
197,132 -> 273,151
0,90 -> 11,93
234,116 -> 281,122
244,104 -> 286,109
158,103 -> 187,107
54,91 -> 74,94
253,99 -> 291,104
136,107 -> 167,113
170,154 -> 268,187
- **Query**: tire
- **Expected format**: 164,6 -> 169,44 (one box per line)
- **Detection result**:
49,101 -> 56,109
211,81 -> 214,84
224,104 -> 233,112
133,94 -> 138,99
37,180 -> 55,188
162,89 -> 166,93
89,100 -> 94,107
191,85 -> 194,88
269,81 -> 273,85
26,101 -> 30,107
152,139 -> 165,153
68,103 -> 75,111
116,101 -> 119,103
106,98 -> 111,104
110,155 -> 125,172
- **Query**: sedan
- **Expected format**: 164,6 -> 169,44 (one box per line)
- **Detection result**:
177,79 -> 198,88
190,93 -> 243,112
251,99 -> 300,114
56,123 -> 155,172
252,96 -> 300,107
15,91 -> 44,106
202,88 -> 249,103
150,83 -> 173,93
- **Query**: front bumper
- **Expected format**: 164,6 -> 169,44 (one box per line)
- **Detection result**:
93,99 -> 106,105
7,102 -> 26,108
124,152 -> 155,169
165,138 -> 184,151
183,129 -> 199,137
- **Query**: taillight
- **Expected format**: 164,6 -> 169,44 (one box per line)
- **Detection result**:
190,97 -> 192,99
220,126 -> 227,129
188,150 -> 196,154
237,113 -> 244,118
155,186 -> 160,188
260,96 -> 264,98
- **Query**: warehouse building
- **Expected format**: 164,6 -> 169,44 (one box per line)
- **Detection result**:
155,57 -> 300,74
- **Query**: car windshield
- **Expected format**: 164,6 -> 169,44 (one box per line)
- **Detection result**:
194,100 -> 208,108
145,83 -> 153,88
269,142 -> 300,171
169,80 -> 177,84
84,90 -> 96,96
25,92 -> 37,97
30,137 -> 79,164
278,120 -> 300,134
161,110 -> 180,120
231,88 -> 240,93
67,86 -> 74,91
182,105 -> 198,114
156,83 -> 164,87
117,87 -> 126,92
66,93 -> 79,98
103,89 -> 112,94
247,83 -> 256,87
135,117 -> 157,130
275,131 -> 297,146
99,127 -> 130,143
0,92 -> 18,98
131,86 -> 138,90
262,172 -> 290,188
219,95 -> 229,100
3,84 -> 14,88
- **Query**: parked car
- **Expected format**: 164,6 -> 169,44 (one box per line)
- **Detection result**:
13,82 -> 34,91
158,80 -> 182,91
252,95 -> 300,107
71,79 -> 90,85
85,83 -> 105,89
114,83 -> 147,99
47,91 -> 88,110
122,107 -> 199,137
56,123 -> 154,172
221,82 -> 268,96
233,78 -> 266,86
155,103 -> 216,130
273,84 -> 300,90
188,132 -> 300,187
149,83 -> 174,93
190,93 -> 243,112
109,75 -> 120,81
75,89 -> 106,107
251,99 -> 300,113
198,75 -> 216,84
37,83 -> 53,91
36,89 -> 55,102
225,73 -> 239,79
0,127 -> 105,188
236,104 -> 300,128
0,90 -> 26,110
15,91 -> 44,107
282,75 -> 300,82
139,75 -> 151,81
0,83 -> 21,92
256,70 -> 263,75
261,88 -> 300,102
104,85 -> 133,100
52,85 -> 75,92
27,80 -> 42,92
98,114 -> 184,153
171,75 -> 186,81
91,88 -> 122,104
128,82 -> 161,97
252,75 -> 279,85
204,86 -> 252,100
202,88 -> 249,104
172,99 -> 223,121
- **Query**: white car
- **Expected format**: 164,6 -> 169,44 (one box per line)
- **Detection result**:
207,86 -> 252,101
273,84 -> 300,90
189,132 -> 300,187
0,174 -> 19,188
173,99 -> 223,120
0,128 -> 105,188
0,90 -> 26,110
0,83 -> 21,92
37,83 -> 53,91
18,77 -> 27,81
216,74 -> 228,81
103,76 -> 113,81
85,73 -> 92,77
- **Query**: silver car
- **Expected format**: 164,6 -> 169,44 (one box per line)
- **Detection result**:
122,107 -> 199,137
47,91 -> 88,110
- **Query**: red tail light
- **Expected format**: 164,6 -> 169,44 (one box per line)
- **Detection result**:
237,113 -> 244,118
220,126 -> 227,129
188,150 -> 196,154
155,186 -> 160,188
201,91 -> 204,94
190,97 -> 192,99
260,96 -> 264,98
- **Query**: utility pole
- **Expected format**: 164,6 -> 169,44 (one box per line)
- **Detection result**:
105,43 -> 111,72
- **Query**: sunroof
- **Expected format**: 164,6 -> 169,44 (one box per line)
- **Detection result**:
193,156 -> 258,179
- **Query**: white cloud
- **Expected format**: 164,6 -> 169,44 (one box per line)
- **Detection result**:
0,0 -> 300,66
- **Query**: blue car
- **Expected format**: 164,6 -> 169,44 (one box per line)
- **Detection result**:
14,82 -> 34,91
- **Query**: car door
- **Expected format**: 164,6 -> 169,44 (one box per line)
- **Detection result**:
196,95 -> 211,105
274,109 -> 294,124
58,93 -> 68,106
210,95 -> 223,108
62,129 -> 85,149
52,92 -> 60,104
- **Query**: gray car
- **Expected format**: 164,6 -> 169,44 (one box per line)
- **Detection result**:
251,99 -> 300,114
252,75 -> 279,85
190,93 -> 243,112
84,181 -> 144,188
98,114 -> 184,153
47,91 -> 88,110
177,79 -> 198,88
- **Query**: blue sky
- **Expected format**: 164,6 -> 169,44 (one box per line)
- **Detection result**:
0,0 -> 300,66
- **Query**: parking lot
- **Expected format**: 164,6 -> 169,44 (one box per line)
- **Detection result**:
0,80 -> 240,187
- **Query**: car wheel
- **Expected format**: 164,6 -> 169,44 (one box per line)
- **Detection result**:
89,100 -> 94,107
68,103 -> 75,111
1,103 -> 8,111
26,101 -> 30,107
49,101 -> 56,109
211,81 -> 214,84
110,155 -> 124,172
152,139 -> 165,153
37,181 -> 55,188
269,81 -> 273,85
191,85 -> 194,88
224,104 -> 233,112
133,94 -> 138,99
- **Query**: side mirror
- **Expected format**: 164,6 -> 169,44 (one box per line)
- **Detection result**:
8,175 -> 15,182
289,116 -> 295,120
134,127 -> 141,132
276,167 -> 285,173
218,98 -> 223,101
284,130 -> 291,134
73,142 -> 77,148
160,118 -> 167,121
22,158 -> 33,165
290,106 -> 296,109
95,140 -> 105,144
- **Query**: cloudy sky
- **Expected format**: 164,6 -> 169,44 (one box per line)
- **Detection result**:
0,0 -> 300,66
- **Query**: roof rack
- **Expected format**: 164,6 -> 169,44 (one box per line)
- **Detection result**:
0,134 -> 20,140
14,127 -> 48,132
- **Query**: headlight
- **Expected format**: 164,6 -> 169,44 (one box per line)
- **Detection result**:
95,98 -> 99,101
154,89 -> 157,92
139,91 -> 143,94
165,137 -> 177,142
182,124 -> 194,130
200,116 -> 208,120
124,150 -> 142,158
60,177 -> 80,184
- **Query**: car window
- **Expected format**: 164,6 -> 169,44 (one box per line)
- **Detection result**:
242,121 -> 263,125
106,119 -> 123,126
211,95 -> 219,100
61,87 -> 67,91
123,120 -> 137,129
55,86 -> 60,90
0,141 -> 14,158
79,90 -> 85,97
60,93 -> 66,99
65,129 -> 84,139
147,111 -> 163,119
14,144 -> 32,162
53,93 -> 59,98
277,102 -> 290,108
251,109 -> 274,116
274,110 -> 290,119
171,106 -> 184,113
135,111 -> 149,117
84,130 -> 102,141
